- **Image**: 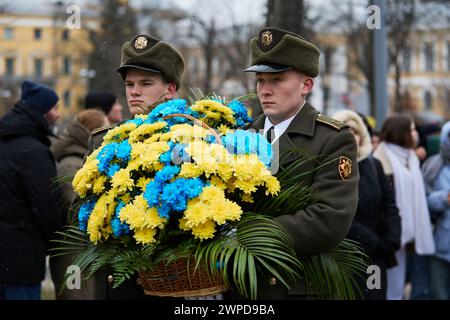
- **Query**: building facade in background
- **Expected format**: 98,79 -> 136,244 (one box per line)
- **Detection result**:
0,6 -> 98,121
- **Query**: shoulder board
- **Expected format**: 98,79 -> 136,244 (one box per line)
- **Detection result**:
92,124 -> 116,136
316,113 -> 348,131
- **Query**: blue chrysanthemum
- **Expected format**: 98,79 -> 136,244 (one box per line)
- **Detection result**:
124,117 -> 144,127
107,163 -> 121,178
222,130 -> 272,167
116,140 -> 132,162
154,165 -> 180,184
143,180 -> 161,208
78,198 -> 97,231
228,100 -> 253,128
111,201 -> 131,237
97,143 -> 117,174
146,99 -> 195,126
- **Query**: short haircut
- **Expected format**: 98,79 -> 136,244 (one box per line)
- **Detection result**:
380,114 -> 414,148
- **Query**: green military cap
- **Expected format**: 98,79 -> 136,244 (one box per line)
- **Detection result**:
117,34 -> 185,89
244,27 -> 320,77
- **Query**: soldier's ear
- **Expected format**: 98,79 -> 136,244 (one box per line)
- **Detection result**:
301,77 -> 314,96
165,82 -> 177,100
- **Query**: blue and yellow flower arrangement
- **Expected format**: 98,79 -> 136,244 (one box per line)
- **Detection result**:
73,97 -> 279,245
54,95 -> 368,300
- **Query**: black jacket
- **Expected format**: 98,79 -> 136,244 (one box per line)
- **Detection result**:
347,157 -> 401,264
0,102 -> 63,285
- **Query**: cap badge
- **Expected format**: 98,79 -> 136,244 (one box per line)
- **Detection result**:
134,36 -> 148,50
261,31 -> 273,47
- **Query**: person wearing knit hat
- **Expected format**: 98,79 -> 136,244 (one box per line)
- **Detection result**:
20,80 -> 60,125
85,91 -> 123,124
0,80 -> 62,299
239,27 -> 359,300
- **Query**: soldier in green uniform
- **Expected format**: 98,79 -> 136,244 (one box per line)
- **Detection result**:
243,27 -> 360,299
87,33 -> 185,155
85,33 -> 185,299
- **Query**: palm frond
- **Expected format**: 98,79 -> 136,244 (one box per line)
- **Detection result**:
186,87 -> 205,104
302,239 -> 369,299
195,213 -> 303,300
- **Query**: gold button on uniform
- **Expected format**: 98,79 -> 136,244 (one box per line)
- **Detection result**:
107,275 -> 114,283
269,277 -> 277,285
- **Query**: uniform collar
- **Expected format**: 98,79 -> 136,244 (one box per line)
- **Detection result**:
252,101 -> 318,137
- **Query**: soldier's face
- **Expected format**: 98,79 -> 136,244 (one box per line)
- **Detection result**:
125,69 -> 176,116
256,70 -> 313,124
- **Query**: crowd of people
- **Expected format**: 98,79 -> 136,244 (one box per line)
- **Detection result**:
0,27 -> 449,301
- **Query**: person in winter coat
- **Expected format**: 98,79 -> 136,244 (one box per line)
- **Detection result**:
373,114 -> 435,300
49,109 -> 109,299
422,121 -> 450,299
0,80 -> 62,300
333,110 -> 401,300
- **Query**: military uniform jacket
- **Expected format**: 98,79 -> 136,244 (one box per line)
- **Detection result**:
248,102 -> 359,299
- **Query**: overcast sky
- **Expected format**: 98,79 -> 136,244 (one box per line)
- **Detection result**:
1,0 -> 267,27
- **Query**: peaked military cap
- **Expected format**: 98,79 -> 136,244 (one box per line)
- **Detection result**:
244,27 -> 320,77
117,34 -> 185,89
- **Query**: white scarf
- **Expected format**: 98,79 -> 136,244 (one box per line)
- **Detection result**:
384,143 -> 435,254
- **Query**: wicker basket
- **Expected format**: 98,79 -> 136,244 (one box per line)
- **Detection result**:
137,257 -> 227,297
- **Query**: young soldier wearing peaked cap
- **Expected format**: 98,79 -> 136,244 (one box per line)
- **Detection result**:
240,27 -> 360,299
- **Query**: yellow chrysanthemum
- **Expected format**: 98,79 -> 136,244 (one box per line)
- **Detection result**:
87,194 -> 110,244
182,199 -> 210,227
218,125 -> 232,135
133,227 -> 157,244
217,163 -> 233,181
92,174 -> 107,194
191,100 -> 236,125
265,176 -> 281,196
119,193 -> 131,204
182,185 -> 242,230
204,111 -> 221,120
103,122 -> 137,143
210,176 -> 226,190
179,163 -> 204,178
168,124 -> 209,145
111,168 -> 134,194
133,141 -> 170,171
119,195 -> 166,230
189,219 -> 216,240
73,158 -> 101,197
128,121 -> 167,143
241,193 -> 254,203
216,199 -> 242,225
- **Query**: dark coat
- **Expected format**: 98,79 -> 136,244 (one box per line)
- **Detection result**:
348,157 -> 401,258
347,156 -> 401,300
247,102 -> 360,299
0,102 -> 62,285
